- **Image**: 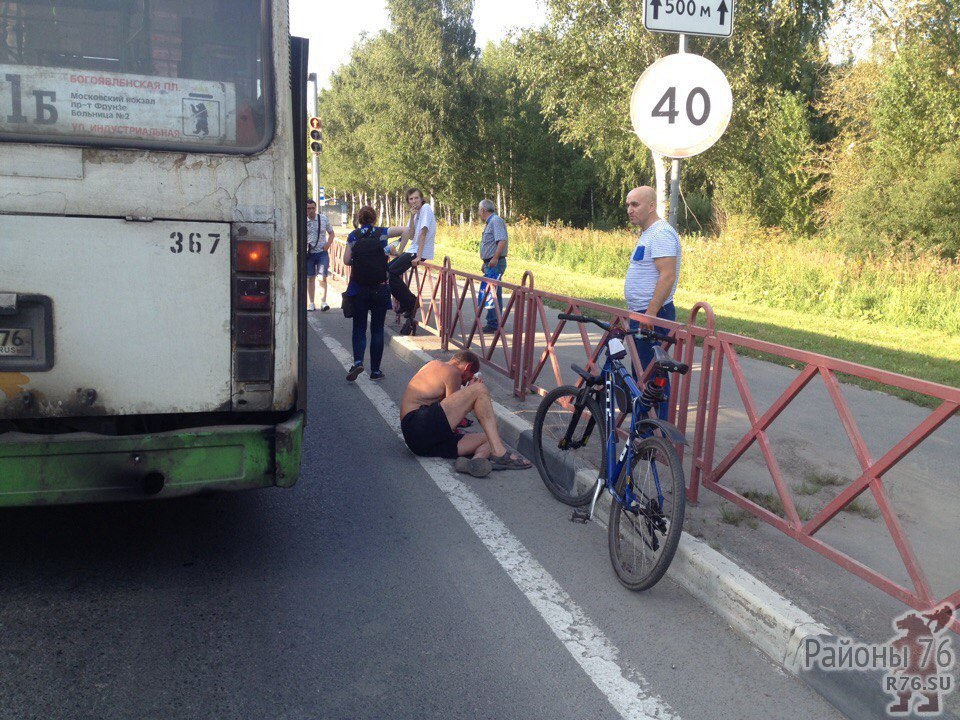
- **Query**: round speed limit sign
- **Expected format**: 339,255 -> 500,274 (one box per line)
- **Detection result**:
630,53 -> 733,158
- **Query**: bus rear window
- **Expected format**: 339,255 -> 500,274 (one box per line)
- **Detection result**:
0,0 -> 271,153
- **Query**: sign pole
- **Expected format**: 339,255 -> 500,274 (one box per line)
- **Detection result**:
668,34 -> 686,229
308,73 -> 320,203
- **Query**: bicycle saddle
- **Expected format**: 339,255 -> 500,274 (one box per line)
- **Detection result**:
570,363 -> 604,386
652,345 -> 690,374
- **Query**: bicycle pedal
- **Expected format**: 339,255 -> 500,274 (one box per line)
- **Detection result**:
570,508 -> 591,523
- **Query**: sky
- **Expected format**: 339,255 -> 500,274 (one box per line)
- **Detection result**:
290,0 -> 545,88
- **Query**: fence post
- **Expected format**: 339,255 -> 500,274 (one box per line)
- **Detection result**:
519,272 -> 537,400
441,257 -> 452,351
683,302 -> 715,504
698,330 -> 725,501
512,271 -> 534,398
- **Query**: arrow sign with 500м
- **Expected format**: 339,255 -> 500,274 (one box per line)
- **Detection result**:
644,0 -> 734,38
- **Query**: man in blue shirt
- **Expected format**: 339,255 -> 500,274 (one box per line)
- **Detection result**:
477,199 -> 508,333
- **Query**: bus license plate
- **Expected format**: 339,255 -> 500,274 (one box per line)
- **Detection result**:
0,328 -> 33,357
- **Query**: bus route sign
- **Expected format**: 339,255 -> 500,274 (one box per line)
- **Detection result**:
643,0 -> 734,38
0,65 -> 236,143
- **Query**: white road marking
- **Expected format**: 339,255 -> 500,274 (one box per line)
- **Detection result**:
309,316 -> 680,720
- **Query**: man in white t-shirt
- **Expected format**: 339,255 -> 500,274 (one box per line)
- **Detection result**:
406,188 -> 436,264
623,185 -> 681,416
388,187 -> 436,334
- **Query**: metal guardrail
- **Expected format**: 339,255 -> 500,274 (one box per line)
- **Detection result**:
328,241 -> 960,629
694,329 -> 960,631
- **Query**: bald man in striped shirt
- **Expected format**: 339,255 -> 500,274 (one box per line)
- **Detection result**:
623,186 -> 681,418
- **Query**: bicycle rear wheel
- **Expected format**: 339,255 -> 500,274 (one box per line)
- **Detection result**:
532,385 -> 606,506
608,435 -> 685,591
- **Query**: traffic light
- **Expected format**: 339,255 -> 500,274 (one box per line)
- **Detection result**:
309,117 -> 322,153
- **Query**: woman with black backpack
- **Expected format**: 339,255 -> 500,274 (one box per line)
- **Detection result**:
342,206 -> 410,381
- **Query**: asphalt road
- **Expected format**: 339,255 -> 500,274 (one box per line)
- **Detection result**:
0,314 -> 843,720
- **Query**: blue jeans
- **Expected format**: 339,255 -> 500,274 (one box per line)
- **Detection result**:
629,301 -> 676,420
478,257 -> 507,329
351,284 -> 390,371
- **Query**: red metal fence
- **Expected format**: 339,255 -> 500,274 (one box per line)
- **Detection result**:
328,242 -> 960,628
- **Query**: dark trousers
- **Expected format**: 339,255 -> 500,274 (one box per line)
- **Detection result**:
629,301 -> 676,420
387,253 -> 418,316
351,284 -> 390,371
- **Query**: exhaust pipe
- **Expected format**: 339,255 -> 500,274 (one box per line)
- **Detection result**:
142,472 -> 166,496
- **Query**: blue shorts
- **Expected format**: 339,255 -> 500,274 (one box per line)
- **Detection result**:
307,251 -> 329,278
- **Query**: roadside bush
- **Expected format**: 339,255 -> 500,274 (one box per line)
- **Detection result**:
826,43 -> 960,258
710,92 -> 822,236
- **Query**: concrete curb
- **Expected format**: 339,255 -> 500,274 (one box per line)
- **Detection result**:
365,319 -> 942,720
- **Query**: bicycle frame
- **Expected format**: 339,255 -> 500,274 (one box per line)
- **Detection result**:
582,342 -> 670,521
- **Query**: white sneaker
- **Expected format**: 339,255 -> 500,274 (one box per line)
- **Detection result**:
308,303 -> 316,311
321,303 -> 330,312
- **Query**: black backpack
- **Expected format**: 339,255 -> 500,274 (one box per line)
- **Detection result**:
350,232 -> 388,287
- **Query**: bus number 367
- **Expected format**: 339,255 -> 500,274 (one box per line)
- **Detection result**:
170,232 -> 221,255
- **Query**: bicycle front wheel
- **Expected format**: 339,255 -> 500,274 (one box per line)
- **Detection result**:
532,385 -> 606,506
608,436 -> 686,591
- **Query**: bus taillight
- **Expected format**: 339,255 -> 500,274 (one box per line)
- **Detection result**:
236,240 -> 271,272
232,229 -> 274,401
235,277 -> 271,309
235,349 -> 273,383
235,314 -> 272,345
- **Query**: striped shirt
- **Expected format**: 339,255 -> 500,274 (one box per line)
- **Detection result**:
307,213 -> 332,253
623,219 -> 681,312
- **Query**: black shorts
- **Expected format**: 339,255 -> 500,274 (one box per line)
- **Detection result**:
401,402 -> 461,459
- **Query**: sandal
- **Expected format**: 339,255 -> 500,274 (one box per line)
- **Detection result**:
454,457 -> 492,478
488,451 -> 532,471
457,418 -> 475,429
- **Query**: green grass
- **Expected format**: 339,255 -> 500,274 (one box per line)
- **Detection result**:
794,472 -> 848,497
719,502 -> 759,529
793,481 -> 822,497
841,499 -> 881,520
739,489 -> 813,522
434,225 -> 960,406
437,218 -> 960,334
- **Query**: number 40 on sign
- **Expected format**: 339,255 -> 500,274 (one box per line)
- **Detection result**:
630,53 -> 733,159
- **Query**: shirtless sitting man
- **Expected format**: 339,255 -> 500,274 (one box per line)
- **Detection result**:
400,350 -> 531,477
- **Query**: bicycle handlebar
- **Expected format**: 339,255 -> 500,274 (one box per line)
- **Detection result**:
558,313 -> 676,346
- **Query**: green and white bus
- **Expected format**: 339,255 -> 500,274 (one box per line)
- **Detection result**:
0,1 -> 310,505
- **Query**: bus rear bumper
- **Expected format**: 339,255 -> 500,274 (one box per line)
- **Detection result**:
0,412 -> 304,507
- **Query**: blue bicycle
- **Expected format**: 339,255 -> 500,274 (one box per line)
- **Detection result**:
531,313 -> 691,591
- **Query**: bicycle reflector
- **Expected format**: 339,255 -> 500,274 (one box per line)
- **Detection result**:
608,337 -> 627,360
236,241 -> 271,272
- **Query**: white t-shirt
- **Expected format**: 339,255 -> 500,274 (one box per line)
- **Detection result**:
409,202 -> 436,260
624,219 -> 681,312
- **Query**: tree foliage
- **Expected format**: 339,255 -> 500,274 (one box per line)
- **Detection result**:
320,0 -> 597,222
318,0 -> 960,257
824,0 -> 960,255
